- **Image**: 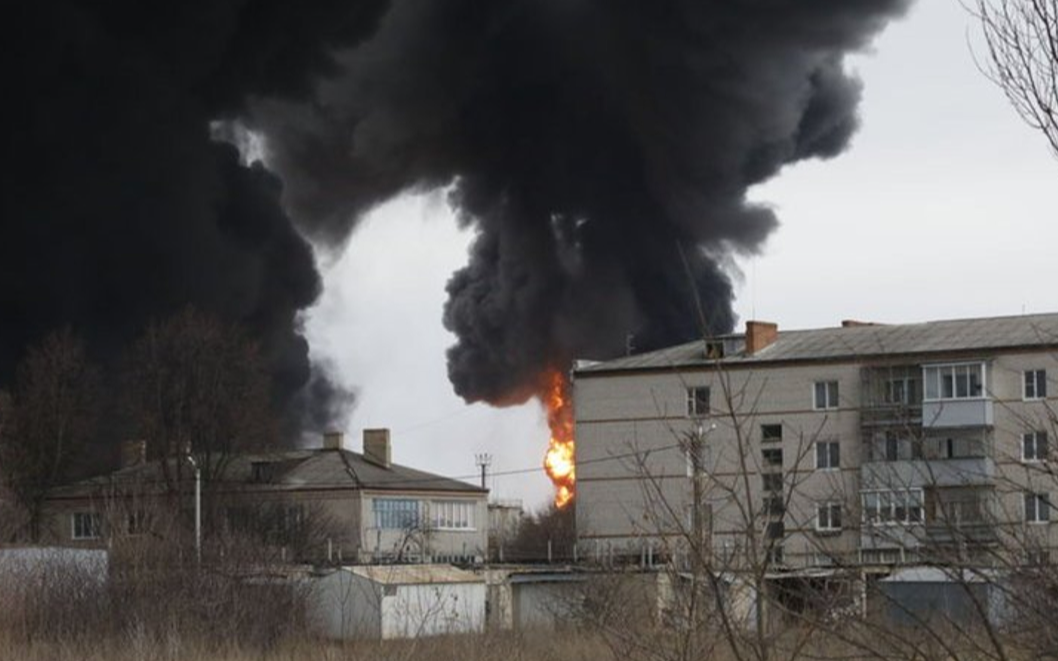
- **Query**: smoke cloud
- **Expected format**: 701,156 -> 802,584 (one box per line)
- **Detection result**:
253,0 -> 910,404
3,0 -> 910,430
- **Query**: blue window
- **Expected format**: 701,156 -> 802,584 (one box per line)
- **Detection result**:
373,498 -> 419,529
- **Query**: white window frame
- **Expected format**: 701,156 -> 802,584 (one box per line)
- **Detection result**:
372,498 -> 420,530
1024,369 -> 1047,400
1023,431 -> 1049,463
816,502 -> 843,532
884,376 -> 918,405
1025,492 -> 1050,524
71,512 -> 101,540
922,362 -> 986,402
815,440 -> 840,470
429,500 -> 476,531
686,386 -> 710,417
862,489 -> 924,526
813,381 -> 839,410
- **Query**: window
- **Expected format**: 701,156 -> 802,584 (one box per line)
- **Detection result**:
766,545 -> 785,565
1023,431 -> 1049,462
923,363 -> 985,401
862,490 -> 923,525
816,441 -> 840,470
816,503 -> 843,532
761,424 -> 783,443
1025,370 -> 1047,400
885,434 -> 899,461
766,521 -> 785,540
762,473 -> 783,493
127,511 -> 147,536
430,500 -> 475,530
884,377 -> 919,405
761,448 -> 783,469
72,512 -> 101,540
1026,493 -> 1050,523
373,498 -> 420,529
813,381 -> 839,410
686,387 -> 710,417
764,495 -> 785,516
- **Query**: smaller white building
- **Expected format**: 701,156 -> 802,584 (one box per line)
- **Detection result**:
309,564 -> 486,640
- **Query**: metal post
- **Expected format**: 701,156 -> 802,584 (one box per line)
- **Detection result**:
186,454 -> 201,566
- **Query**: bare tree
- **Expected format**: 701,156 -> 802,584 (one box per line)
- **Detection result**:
0,329 -> 99,540
970,0 -> 1058,158
120,307 -> 278,493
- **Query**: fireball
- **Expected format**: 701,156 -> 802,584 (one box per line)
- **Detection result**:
541,368 -> 575,508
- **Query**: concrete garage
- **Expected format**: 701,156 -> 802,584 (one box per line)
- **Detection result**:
310,564 -> 486,640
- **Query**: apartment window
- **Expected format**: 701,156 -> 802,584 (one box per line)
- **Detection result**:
1026,493 -> 1050,523
430,500 -> 475,530
862,490 -> 923,525
762,473 -> 783,493
761,448 -> 783,469
373,498 -> 420,530
816,503 -> 843,532
764,495 -> 785,516
72,512 -> 101,540
761,424 -> 783,443
1025,370 -> 1047,400
816,441 -> 840,470
923,363 -> 985,400
766,545 -> 785,565
686,386 -> 710,417
884,377 -> 919,405
766,521 -> 785,540
813,381 -> 839,410
127,511 -> 147,536
1023,431 -> 1049,462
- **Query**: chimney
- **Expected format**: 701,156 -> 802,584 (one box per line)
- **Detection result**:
363,428 -> 391,468
745,321 -> 778,355
120,440 -> 147,468
323,431 -> 344,450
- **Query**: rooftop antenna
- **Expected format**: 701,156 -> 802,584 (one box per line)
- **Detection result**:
475,453 -> 492,490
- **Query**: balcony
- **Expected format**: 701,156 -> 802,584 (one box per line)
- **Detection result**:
922,399 -> 993,428
861,457 -> 995,490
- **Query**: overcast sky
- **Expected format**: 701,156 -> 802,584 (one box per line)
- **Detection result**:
304,0 -> 1056,511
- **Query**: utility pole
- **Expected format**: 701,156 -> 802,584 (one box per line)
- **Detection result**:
475,453 -> 492,490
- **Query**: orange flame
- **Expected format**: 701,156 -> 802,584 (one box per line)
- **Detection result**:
541,368 -> 575,508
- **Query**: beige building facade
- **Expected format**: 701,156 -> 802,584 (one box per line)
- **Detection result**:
42,429 -> 488,565
574,314 -> 1058,572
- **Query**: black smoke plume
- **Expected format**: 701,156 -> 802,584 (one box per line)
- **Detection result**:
252,0 -> 910,404
2,1 -> 389,430
2,0 -> 910,432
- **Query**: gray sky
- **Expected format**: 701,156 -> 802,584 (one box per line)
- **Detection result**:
304,0 -> 1056,511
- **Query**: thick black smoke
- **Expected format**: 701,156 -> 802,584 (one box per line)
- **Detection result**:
3,0 -> 910,427
252,0 -> 910,404
2,1 -> 389,431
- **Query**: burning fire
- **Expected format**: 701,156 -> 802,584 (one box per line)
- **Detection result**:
541,368 -> 575,508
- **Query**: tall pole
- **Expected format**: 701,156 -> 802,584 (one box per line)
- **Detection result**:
186,453 -> 201,566
475,453 -> 492,490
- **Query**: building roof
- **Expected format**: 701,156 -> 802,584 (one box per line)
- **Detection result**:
49,447 -> 486,498
345,564 -> 483,585
575,312 -> 1058,375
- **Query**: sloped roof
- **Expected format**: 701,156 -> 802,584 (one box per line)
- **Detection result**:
576,312 -> 1058,375
49,447 -> 485,498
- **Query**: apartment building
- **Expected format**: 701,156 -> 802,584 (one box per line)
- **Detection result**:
573,313 -> 1058,572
